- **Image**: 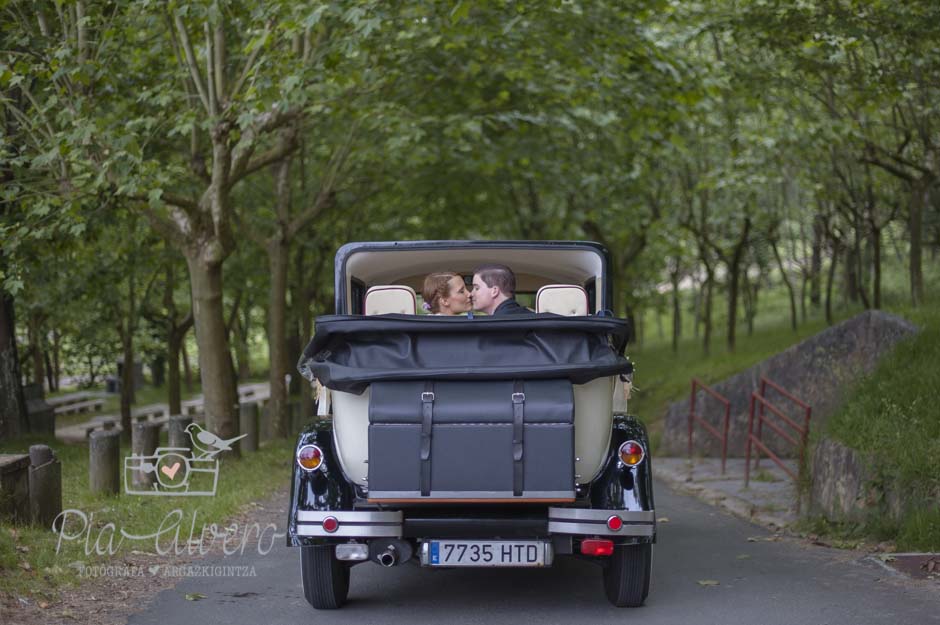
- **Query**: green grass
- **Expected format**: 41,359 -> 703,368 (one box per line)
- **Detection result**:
630,303 -> 851,451
632,256 -> 940,549
821,295 -> 940,551
0,432 -> 293,599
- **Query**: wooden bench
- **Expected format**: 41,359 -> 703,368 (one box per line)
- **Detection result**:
132,404 -> 167,420
46,392 -> 94,407
53,398 -> 106,416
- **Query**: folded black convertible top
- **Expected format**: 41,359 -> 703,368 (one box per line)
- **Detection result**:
299,314 -> 632,394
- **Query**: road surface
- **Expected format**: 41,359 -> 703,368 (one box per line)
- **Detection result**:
126,481 -> 940,625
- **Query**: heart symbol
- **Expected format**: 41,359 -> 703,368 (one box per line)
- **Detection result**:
148,565 -> 161,576
161,462 -> 181,480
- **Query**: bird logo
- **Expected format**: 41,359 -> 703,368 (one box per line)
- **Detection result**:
185,423 -> 248,460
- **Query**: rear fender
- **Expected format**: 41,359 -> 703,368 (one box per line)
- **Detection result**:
287,421 -> 356,546
587,414 -> 655,528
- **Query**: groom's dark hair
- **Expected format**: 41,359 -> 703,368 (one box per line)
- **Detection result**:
473,264 -> 515,297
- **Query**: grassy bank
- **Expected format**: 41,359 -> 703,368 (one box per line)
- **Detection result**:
628,280 -> 857,450
820,298 -> 940,551
0,432 -> 293,599
632,258 -> 939,549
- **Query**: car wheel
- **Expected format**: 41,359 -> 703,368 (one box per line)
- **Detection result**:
603,543 -> 651,607
301,545 -> 350,609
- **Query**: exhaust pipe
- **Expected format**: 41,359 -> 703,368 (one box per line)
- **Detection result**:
370,539 -> 413,567
378,546 -> 397,568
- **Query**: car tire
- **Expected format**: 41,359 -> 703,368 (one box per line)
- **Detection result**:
603,543 -> 651,607
301,545 -> 350,609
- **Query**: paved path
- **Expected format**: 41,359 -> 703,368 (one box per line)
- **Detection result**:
125,480 -> 940,625
656,456 -> 800,529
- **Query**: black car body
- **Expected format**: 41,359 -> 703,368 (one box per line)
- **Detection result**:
287,241 -> 655,609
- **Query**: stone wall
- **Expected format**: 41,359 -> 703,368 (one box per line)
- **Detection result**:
809,436 -> 940,524
809,437 -> 884,521
660,310 -> 918,458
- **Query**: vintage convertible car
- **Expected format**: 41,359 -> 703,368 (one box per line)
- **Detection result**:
288,241 -> 655,609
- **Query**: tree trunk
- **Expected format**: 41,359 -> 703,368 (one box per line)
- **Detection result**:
670,259 -> 681,354
628,307 -> 641,347
844,246 -> 859,304
296,245 -> 314,422
181,338 -> 193,392
702,266 -> 713,356
151,354 -> 165,387
909,180 -> 927,306
826,243 -> 839,326
742,265 -> 758,337
43,349 -> 54,393
120,332 -> 134,440
853,225 -> 871,310
28,313 -> 45,390
871,225 -> 882,309
726,268 -> 740,352
266,236 -> 290,439
655,303 -> 665,341
168,330 -> 183,416
810,215 -> 822,307
771,239 -> 797,331
51,329 -> 61,391
726,217 -> 752,352
185,253 -> 238,448
234,308 -> 251,382
799,275 -> 808,323
0,290 -> 29,440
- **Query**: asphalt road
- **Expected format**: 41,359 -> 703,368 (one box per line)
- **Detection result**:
126,481 -> 940,625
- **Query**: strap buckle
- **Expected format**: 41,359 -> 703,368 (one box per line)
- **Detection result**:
512,392 -> 525,404
421,391 -> 435,402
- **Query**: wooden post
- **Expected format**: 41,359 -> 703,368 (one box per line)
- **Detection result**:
131,421 -> 160,490
238,403 -> 259,453
0,454 -> 30,522
89,429 -> 121,494
168,414 -> 193,451
28,444 -> 61,528
259,401 -> 272,443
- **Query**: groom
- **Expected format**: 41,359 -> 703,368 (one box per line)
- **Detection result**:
471,264 -> 529,316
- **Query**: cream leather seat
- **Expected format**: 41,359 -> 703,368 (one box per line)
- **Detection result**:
536,284 -> 589,316
364,285 -> 417,315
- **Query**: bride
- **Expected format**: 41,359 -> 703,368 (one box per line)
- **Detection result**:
421,272 -> 472,316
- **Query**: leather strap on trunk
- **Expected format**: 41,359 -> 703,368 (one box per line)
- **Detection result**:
420,381 -> 434,496
512,380 -> 525,496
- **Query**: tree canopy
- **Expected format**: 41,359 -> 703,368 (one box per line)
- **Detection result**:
2,0 -> 937,440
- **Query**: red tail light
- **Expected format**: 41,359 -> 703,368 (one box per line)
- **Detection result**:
322,516 -> 339,533
580,539 -> 614,556
619,440 -> 645,466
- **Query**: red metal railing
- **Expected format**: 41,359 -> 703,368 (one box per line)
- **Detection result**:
687,378 -> 732,474
745,376 -> 812,494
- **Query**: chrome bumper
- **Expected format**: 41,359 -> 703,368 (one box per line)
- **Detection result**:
296,510 -> 403,537
547,507 -> 655,537
295,508 -> 654,538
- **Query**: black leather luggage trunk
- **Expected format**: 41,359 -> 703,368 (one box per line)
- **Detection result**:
367,380 -> 575,500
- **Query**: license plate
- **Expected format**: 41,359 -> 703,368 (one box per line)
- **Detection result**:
423,540 -> 551,567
